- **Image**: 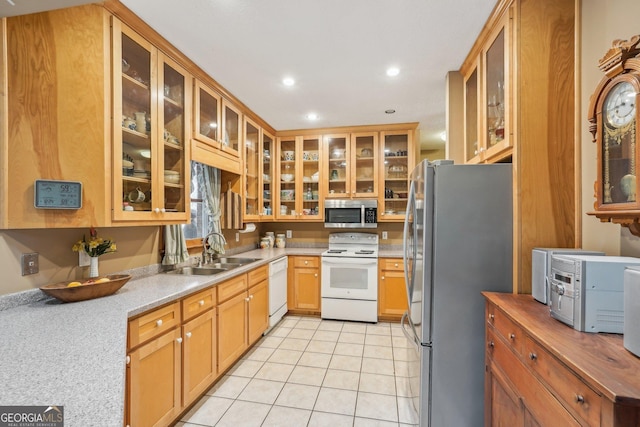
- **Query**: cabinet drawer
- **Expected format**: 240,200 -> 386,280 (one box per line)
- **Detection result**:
128,302 -> 181,349
248,265 -> 268,286
182,287 -> 217,322
524,336 -> 602,426
380,258 -> 404,271
293,256 -> 319,268
490,306 -> 524,357
487,329 -> 581,427
217,274 -> 248,303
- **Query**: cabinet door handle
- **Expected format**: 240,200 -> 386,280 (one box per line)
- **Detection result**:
156,319 -> 163,327
488,314 -> 495,321
575,394 -> 585,404
314,273 -> 318,278
154,208 -> 160,213
509,333 -> 516,340
488,341 -> 494,349
249,294 -> 254,300
381,276 -> 385,280
245,297 -> 250,302
176,337 -> 183,344
126,355 -> 131,365
394,263 -> 399,268
529,352 -> 537,361
186,332 -> 192,338
304,260 -> 308,265
199,300 -> 205,306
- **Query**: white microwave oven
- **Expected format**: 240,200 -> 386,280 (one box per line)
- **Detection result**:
324,199 -> 377,228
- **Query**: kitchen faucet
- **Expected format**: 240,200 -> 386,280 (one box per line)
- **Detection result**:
202,231 -> 226,264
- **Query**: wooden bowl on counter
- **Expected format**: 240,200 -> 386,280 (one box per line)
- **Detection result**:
39,274 -> 131,303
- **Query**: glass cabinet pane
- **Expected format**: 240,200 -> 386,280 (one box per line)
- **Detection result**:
326,135 -> 348,197
485,28 -> 505,148
244,120 -> 260,217
161,58 -> 187,213
195,84 -> 220,145
382,132 -> 410,217
465,68 -> 478,161
121,32 -> 153,213
279,138 -> 296,217
302,136 -> 321,217
223,101 -> 240,156
352,133 -> 377,197
262,131 -> 274,217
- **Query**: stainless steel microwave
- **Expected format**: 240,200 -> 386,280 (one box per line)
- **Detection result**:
324,199 -> 377,228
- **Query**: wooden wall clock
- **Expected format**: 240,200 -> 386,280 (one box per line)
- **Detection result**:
588,35 -> 640,235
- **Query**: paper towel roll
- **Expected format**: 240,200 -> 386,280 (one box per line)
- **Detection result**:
238,223 -> 256,233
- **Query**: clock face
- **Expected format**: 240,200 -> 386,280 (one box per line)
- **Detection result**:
605,81 -> 637,128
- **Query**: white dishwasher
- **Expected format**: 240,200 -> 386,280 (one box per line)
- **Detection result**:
268,256 -> 288,331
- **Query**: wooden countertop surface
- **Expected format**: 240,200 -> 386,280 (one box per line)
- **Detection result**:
483,292 -> 640,406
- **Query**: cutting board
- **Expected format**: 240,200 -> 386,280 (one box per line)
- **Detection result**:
222,185 -> 242,229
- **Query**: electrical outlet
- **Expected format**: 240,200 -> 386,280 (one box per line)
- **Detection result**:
235,232 -> 240,242
79,251 -> 91,267
382,231 -> 388,240
286,230 -> 292,239
21,252 -> 39,276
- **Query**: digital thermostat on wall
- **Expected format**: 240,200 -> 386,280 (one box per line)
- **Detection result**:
34,179 -> 82,209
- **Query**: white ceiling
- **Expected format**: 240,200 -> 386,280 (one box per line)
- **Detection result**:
1,0 -> 496,150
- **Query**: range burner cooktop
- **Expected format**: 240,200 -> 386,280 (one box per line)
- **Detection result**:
321,232 -> 379,258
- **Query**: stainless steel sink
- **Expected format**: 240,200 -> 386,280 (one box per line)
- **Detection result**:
211,257 -> 260,265
209,262 -> 243,269
167,266 -> 228,276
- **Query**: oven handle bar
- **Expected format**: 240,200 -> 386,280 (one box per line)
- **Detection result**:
321,257 -> 378,266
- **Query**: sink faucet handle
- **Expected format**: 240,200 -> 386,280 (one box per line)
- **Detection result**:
193,256 -> 201,267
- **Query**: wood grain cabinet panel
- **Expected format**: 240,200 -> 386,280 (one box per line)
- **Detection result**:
287,256 -> 320,313
378,258 -> 408,320
247,279 -> 269,345
217,290 -> 248,373
182,308 -> 216,407
484,293 -> 640,427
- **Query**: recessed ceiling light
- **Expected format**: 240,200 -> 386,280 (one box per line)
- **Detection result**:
385,109 -> 396,114
282,77 -> 295,86
306,113 -> 318,121
386,67 -> 400,77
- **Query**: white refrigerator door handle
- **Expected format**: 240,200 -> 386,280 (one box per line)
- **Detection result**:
403,180 -> 417,302
401,311 -> 420,348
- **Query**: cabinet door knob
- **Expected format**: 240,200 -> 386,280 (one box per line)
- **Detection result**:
199,300 -> 205,306
154,207 -> 160,213
126,355 -> 131,365
161,208 -> 166,213
509,333 -> 516,340
529,352 -> 537,361
575,394 -> 585,404
156,319 -> 163,327
176,337 -> 183,344
488,314 -> 495,321
249,294 -> 254,299
314,273 -> 318,278
394,263 -> 399,268
186,332 -> 192,338
381,276 -> 385,280
245,297 -> 250,302
304,260 -> 308,265
488,341 -> 494,349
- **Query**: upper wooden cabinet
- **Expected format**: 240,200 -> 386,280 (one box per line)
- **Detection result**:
2,5 -> 113,228
456,0 -> 577,293
243,117 -> 275,221
463,10 -> 512,164
325,132 -> 379,199
379,130 -> 414,221
276,135 -> 323,220
112,19 -> 191,223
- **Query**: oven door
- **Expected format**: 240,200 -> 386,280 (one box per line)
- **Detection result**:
321,256 -> 378,300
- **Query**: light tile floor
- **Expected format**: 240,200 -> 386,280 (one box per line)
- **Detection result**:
177,315 -> 419,427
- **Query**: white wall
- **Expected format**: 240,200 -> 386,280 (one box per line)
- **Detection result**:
581,0 -> 640,255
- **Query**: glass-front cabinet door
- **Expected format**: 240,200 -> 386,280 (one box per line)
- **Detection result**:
193,81 -> 221,149
276,137 -> 297,219
380,131 -> 413,221
222,99 -> 241,159
112,19 -> 189,222
325,134 -> 349,198
300,135 -> 322,219
351,132 -> 378,197
261,130 -> 275,219
244,117 -> 260,220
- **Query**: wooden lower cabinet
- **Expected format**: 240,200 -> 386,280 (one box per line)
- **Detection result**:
287,256 -> 320,313
182,308 -> 217,407
484,293 -> 640,427
378,258 -> 408,320
248,279 -> 269,345
217,291 -> 249,373
128,327 -> 182,427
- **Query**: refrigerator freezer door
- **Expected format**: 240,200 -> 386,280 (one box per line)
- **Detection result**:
401,312 -> 427,426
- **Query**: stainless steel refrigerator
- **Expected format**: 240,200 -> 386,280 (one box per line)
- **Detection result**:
401,160 -> 513,426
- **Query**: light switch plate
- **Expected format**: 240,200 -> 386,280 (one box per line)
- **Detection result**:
286,230 -> 292,239
235,232 -> 240,242
382,231 -> 388,240
21,253 -> 39,276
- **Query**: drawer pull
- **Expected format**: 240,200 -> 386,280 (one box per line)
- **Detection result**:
126,355 -> 130,365
488,314 -> 495,321
176,337 -> 183,344
381,276 -> 385,280
488,341 -> 495,348
245,297 -> 250,302
529,352 -> 537,361
249,294 -> 254,300
394,263 -> 399,268
509,333 -> 516,340
314,273 -> 318,278
186,332 -> 192,338
304,260 -> 308,265
156,319 -> 163,327
575,394 -> 585,404
199,300 -> 205,306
